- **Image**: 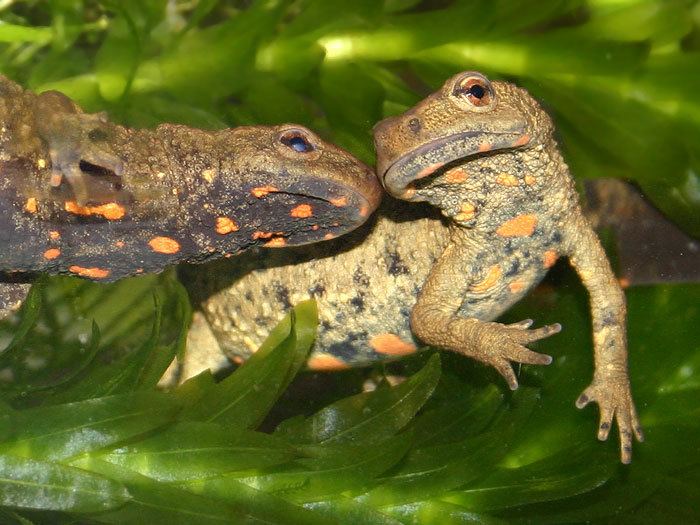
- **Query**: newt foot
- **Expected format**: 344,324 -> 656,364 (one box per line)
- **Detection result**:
576,377 -> 644,464
453,318 -> 561,390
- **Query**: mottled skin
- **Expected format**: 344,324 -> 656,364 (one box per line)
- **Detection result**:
375,71 -> 642,463
0,75 -> 381,309
186,72 -> 642,464
182,199 -> 448,369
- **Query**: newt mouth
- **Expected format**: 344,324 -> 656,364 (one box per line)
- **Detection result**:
380,128 -> 528,199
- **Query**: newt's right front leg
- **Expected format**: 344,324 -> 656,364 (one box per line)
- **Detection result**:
410,233 -> 560,390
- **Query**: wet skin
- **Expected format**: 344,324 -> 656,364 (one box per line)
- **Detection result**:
0,75 -> 381,309
374,71 -> 643,463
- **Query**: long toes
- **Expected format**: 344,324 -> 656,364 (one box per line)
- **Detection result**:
598,407 -> 614,441
629,405 -> 645,442
508,319 -> 533,330
520,323 -> 562,343
619,426 -> 634,464
575,390 -> 593,409
509,344 -> 553,366
494,360 -> 519,391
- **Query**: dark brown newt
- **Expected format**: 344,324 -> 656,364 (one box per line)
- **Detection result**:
0,75 -> 381,309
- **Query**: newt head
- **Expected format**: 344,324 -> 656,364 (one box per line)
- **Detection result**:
373,71 -> 554,201
210,124 -> 382,247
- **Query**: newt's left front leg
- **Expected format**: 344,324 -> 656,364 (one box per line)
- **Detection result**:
562,208 -> 643,463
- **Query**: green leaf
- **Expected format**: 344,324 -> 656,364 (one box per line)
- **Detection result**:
191,431 -> 413,503
441,441 -> 614,511
0,454 -> 128,512
356,388 -> 539,507
0,282 -> 42,364
275,353 -> 440,446
73,458 -> 268,524
101,422 -> 297,481
0,393 -> 180,461
181,300 -> 317,428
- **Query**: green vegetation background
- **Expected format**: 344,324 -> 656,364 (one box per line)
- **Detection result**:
0,1 -> 699,523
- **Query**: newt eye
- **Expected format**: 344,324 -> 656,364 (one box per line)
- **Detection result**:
452,73 -> 494,108
280,131 -> 315,153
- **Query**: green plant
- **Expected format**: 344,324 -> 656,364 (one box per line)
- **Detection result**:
1,1 -> 699,523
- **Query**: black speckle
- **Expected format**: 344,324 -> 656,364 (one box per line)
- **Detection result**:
327,331 -> 366,360
353,268 -> 370,287
387,251 -> 409,276
350,294 -> 365,312
503,240 -> 514,255
272,281 -> 291,309
87,128 -> 108,142
244,291 -> 253,301
321,320 -> 332,330
504,259 -> 521,277
601,312 -> 617,327
407,118 -> 421,134
600,422 -> 610,430
522,250 -> 531,258
308,283 -> 326,297
550,231 -> 562,244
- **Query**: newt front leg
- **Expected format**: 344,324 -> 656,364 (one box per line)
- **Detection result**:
562,209 -> 644,463
411,229 -> 561,389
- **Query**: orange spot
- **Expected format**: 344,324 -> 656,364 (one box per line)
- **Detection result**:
311,224 -> 320,231
24,198 -> 37,214
114,240 -> 125,248
64,201 -> 125,220
330,196 -> 348,207
455,202 -> 476,222
148,236 -> 180,254
323,233 -> 335,240
618,277 -> 631,289
251,185 -> 278,198
471,265 -> 502,293
543,250 -> 558,269
508,279 -> 526,294
416,162 -> 445,179
290,204 -> 313,218
252,231 -> 274,240
135,268 -> 144,274
49,230 -> 61,240
513,134 -> 531,147
231,355 -> 245,365
495,173 -> 519,187
403,187 -> 416,199
264,237 -> 287,247
496,214 -> 538,237
307,354 -> 350,371
478,142 -> 492,152
43,248 -> 60,260
445,167 -> 468,183
69,265 -> 111,279
49,172 -> 62,186
359,204 -> 370,217
215,216 -> 239,235
524,175 -> 536,186
369,333 -> 417,356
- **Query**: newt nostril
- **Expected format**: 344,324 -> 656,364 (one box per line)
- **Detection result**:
407,117 -> 421,134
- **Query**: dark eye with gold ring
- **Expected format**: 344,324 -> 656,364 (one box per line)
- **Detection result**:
452,74 -> 494,107
280,131 -> 315,153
